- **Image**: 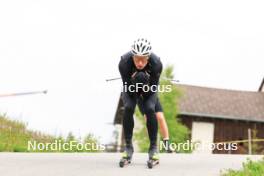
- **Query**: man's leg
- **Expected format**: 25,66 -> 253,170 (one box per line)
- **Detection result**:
122,92 -> 136,146
144,99 -> 173,152
154,99 -> 169,140
144,113 -> 169,140
143,98 -> 169,140
156,112 -> 169,139
139,96 -> 172,153
143,94 -> 160,160
143,94 -> 158,148
155,99 -> 173,152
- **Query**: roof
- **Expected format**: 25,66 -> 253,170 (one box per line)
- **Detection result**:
177,84 -> 264,122
114,82 -> 264,124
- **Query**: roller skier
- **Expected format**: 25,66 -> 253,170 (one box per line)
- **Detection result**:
118,38 -> 169,168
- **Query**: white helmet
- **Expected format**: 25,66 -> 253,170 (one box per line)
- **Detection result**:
131,38 -> 152,56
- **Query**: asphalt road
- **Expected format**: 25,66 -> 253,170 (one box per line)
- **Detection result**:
0,153 -> 263,176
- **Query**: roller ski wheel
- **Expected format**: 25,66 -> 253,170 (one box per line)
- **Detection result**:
147,159 -> 159,169
119,158 -> 131,168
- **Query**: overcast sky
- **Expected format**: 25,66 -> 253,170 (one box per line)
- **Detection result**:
0,0 -> 263,143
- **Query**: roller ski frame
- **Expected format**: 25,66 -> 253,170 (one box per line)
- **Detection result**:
147,158 -> 159,169
147,145 -> 159,169
119,144 -> 134,168
119,157 -> 131,168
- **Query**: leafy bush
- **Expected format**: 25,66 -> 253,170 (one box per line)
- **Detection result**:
221,158 -> 264,176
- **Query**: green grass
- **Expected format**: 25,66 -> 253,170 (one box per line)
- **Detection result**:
221,158 -> 264,176
0,113 -> 100,152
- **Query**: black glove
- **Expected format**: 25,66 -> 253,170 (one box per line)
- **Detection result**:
131,71 -> 150,85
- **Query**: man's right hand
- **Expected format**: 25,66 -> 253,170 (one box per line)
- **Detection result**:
131,71 -> 150,85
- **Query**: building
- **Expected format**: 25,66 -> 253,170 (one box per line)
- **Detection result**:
113,78 -> 264,154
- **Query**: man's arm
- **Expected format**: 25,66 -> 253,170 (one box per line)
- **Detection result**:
150,59 -> 163,87
144,58 -> 163,97
118,57 -> 134,96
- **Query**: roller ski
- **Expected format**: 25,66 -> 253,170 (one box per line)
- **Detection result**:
119,145 -> 134,168
147,145 -> 159,169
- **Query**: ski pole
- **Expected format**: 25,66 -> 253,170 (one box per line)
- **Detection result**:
0,90 -> 48,98
105,77 -> 179,83
105,77 -> 122,82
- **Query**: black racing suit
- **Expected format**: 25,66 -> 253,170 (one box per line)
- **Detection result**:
118,51 -> 163,148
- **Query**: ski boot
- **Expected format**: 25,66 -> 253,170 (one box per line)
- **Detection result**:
147,145 -> 159,169
119,144 -> 134,168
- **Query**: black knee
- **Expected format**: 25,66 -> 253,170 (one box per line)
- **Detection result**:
124,104 -> 135,113
144,104 -> 155,115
